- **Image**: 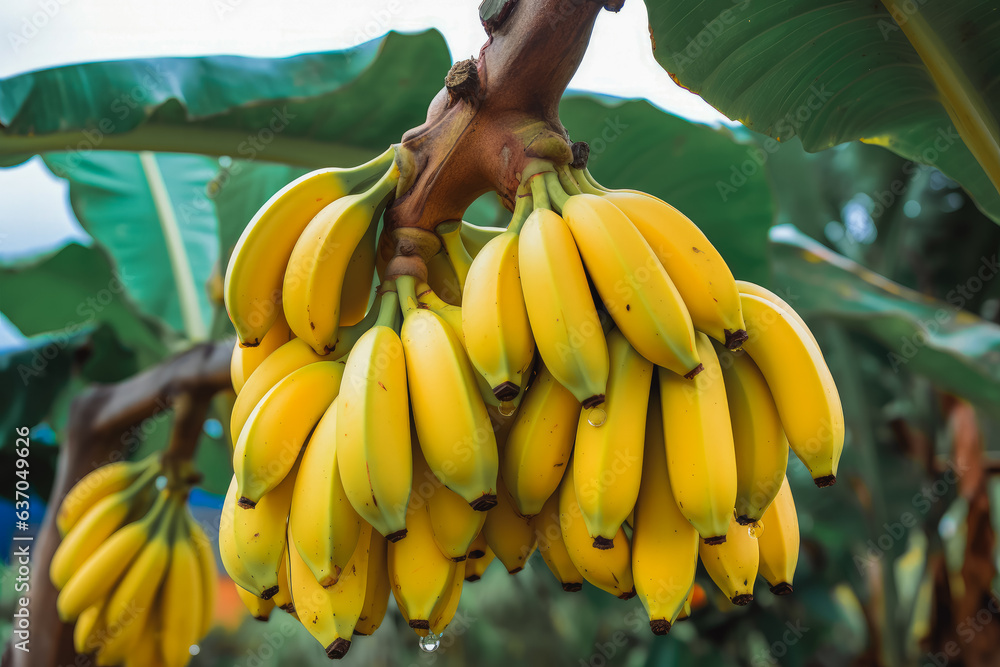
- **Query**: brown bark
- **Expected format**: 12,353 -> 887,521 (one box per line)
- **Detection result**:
6,340 -> 232,667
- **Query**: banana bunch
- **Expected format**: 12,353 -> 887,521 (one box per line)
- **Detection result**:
51,456 -> 216,667
221,148 -> 844,653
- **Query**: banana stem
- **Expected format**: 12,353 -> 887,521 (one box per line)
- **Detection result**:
367,154 -> 402,202
571,167 -> 605,195
543,172 -> 571,213
506,192 -> 534,234
556,167 -> 583,196
436,220 -> 474,289
529,174 -> 551,212
375,281 -> 399,328
396,275 -> 419,318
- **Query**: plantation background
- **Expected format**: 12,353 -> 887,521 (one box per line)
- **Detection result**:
3,1 -> 1000,666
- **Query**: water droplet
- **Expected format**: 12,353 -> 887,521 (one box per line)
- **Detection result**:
155,475 -> 168,490
498,401 -> 516,417
748,522 -> 764,539
587,407 -> 608,427
418,632 -> 442,652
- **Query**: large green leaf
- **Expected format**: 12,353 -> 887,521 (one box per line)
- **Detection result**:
42,152 -> 219,337
768,224 -> 1000,406
0,30 -> 450,168
560,96 -> 775,283
645,0 -> 1000,224
0,243 -> 168,363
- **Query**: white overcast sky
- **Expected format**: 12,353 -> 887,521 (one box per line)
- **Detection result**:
0,0 -> 730,346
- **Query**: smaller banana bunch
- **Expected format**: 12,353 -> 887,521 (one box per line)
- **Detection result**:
221,145 -> 845,655
51,455 -> 216,667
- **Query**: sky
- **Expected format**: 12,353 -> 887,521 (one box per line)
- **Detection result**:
0,0 -> 732,346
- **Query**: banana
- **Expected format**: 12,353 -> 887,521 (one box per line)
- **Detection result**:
233,459 -> 299,599
51,465 -> 160,591
757,476 -> 799,595
736,280 -> 819,348
719,347 -> 788,524
289,396 -> 361,586
160,515 -> 202,667
337,286 -> 412,541
553,180 -> 701,378
532,491 -> 584,592
659,333 -> 737,544
98,499 -> 176,663
460,220 -> 506,258
520,176 -> 609,407
461,227 -> 535,401
483,475 -> 537,574
601,191 -> 747,349
220,476 -> 257,595
464,546 -> 494,581
467,530 -> 489,560
558,459 -> 634,599
288,522 -> 372,659
429,560 -> 466,636
55,491 -> 168,621
282,165 -> 398,354
339,216 -> 379,328
73,603 -> 102,654
188,518 -> 217,637
272,545 -> 295,616
502,363 -> 580,517
230,310 -> 293,393
56,455 -> 158,537
354,529 -> 390,636
699,514 -> 758,606
739,291 -> 844,486
387,491 -> 457,631
574,328 -> 652,547
413,440 -> 486,562
425,250 -> 463,306
122,605 -> 164,667
224,148 -> 394,346
436,220 -> 474,290
235,584 -> 274,621
399,276 -> 498,510
233,360 -> 343,507
632,393 -> 698,635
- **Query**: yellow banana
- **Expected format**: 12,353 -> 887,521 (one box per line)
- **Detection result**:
436,220 -> 474,291
233,460 -> 299,599
532,491 -> 584,592
188,518 -> 217,636
387,492 -> 457,631
55,490 -> 167,621
122,605 -> 164,667
461,226 -> 535,401
56,455 -> 158,537
160,516 -> 203,667
51,465 -> 160,591
467,530 -> 489,560
235,584 -> 274,621
602,191 -> 747,349
736,279 -> 819,348
554,180 -> 701,378
757,476 -> 799,595
337,286 -> 412,541
720,347 -> 788,524
739,291 -> 844,486
224,148 -> 394,346
574,328 -> 652,547
233,360 -> 343,507
660,333 -> 737,544
699,514 -> 758,606
464,546 -> 495,581
399,276 -> 498,510
483,475 -> 537,574
272,544 -> 295,616
338,216 -> 379,328
425,250 -> 463,306
558,459 -> 634,599
520,177 -> 608,407
429,560 -> 466,636
354,529 -> 390,636
73,603 -> 102,654
220,476 -> 257,595
412,440 -> 486,562
288,522 -> 372,659
460,220 -> 505,257
502,363 -> 580,517
282,165 -> 398,354
289,396 -> 361,586
230,309 -> 292,393
632,394 -> 699,635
